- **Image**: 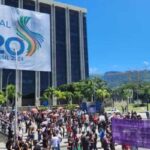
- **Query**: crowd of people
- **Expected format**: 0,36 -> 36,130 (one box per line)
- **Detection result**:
0,107 -> 143,150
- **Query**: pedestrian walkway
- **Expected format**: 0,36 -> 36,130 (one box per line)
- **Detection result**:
0,132 -> 149,150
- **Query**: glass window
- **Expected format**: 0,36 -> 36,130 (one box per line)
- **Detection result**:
22,71 -> 35,106
40,3 -> 51,14
23,0 -> 35,10
83,15 -> 89,78
5,0 -> 18,7
40,72 -> 51,95
55,7 -> 67,86
2,69 -> 15,90
70,10 -> 81,82
22,0 -> 35,106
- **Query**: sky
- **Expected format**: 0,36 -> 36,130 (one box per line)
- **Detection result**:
57,0 -> 150,74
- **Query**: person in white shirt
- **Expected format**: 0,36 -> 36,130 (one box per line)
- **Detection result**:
99,114 -> 105,122
50,133 -> 60,150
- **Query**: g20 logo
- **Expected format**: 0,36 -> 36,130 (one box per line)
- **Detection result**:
0,35 -> 25,56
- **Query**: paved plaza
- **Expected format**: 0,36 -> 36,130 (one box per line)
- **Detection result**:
0,132 -> 149,150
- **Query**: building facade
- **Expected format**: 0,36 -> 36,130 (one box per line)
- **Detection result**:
0,0 -> 89,106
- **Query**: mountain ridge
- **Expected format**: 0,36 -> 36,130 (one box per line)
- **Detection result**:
101,70 -> 150,87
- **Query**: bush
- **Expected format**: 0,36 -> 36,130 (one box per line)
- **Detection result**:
133,103 -> 146,107
65,104 -> 79,110
37,106 -> 48,111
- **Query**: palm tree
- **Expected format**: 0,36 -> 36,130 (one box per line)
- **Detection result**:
64,91 -> 73,104
54,90 -> 66,104
81,77 -> 106,101
96,89 -> 110,101
81,79 -> 96,101
140,84 -> 150,111
73,91 -> 84,104
6,84 -> 15,108
122,89 -> 133,112
43,87 -> 56,108
0,91 -> 6,105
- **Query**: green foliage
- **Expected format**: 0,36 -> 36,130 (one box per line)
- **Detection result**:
44,87 -> 55,99
6,84 -> 15,99
42,76 -> 110,105
65,104 -> 79,110
37,106 -> 48,111
54,90 -> 66,100
96,89 -> 110,100
133,103 -> 146,107
40,94 -> 48,102
123,89 -> 133,99
79,77 -> 108,101
0,91 -> 6,104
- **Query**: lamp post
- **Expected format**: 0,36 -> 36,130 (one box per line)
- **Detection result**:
15,48 -> 18,141
6,72 -> 12,111
11,41 -> 19,141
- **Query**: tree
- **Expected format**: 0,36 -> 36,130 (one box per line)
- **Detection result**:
0,91 -> 6,105
96,89 -> 110,101
71,82 -> 84,103
58,82 -> 83,103
6,84 -> 15,107
54,90 -> 66,104
81,77 -> 107,101
81,79 -> 95,101
43,87 -> 56,108
122,89 -> 133,112
139,84 -> 150,111
64,91 -> 73,104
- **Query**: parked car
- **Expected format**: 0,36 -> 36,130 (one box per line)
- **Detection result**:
106,108 -> 120,116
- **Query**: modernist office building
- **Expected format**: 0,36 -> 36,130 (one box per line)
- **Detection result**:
0,0 -> 89,106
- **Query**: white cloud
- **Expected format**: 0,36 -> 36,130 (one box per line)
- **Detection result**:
111,65 -> 119,69
143,61 -> 149,66
89,67 -> 101,74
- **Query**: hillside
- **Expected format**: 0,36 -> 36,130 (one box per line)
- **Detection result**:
102,70 -> 150,87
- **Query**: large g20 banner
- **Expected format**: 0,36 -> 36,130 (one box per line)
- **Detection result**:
0,5 -> 50,71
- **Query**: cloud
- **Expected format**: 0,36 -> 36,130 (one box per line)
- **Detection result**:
143,61 -> 149,66
89,67 -> 101,74
111,65 -> 119,69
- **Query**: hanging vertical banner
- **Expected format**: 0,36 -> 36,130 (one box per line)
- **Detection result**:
0,5 -> 51,71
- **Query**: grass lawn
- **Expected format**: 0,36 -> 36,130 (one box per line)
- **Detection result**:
106,101 -> 150,113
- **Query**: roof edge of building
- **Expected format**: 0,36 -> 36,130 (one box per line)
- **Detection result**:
32,0 -> 87,13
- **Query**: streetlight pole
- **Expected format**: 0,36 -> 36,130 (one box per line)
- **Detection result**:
15,48 -> 18,141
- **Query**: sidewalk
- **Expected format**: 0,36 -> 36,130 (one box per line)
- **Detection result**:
0,132 -> 148,150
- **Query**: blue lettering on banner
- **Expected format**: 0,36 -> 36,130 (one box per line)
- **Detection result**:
0,35 -> 24,61
0,20 -> 11,28
5,37 -> 25,56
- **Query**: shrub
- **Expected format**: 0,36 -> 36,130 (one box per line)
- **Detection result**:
133,103 -> 146,107
37,106 -> 48,111
65,104 -> 79,110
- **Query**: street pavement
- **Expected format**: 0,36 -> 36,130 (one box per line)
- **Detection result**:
0,133 -> 149,150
